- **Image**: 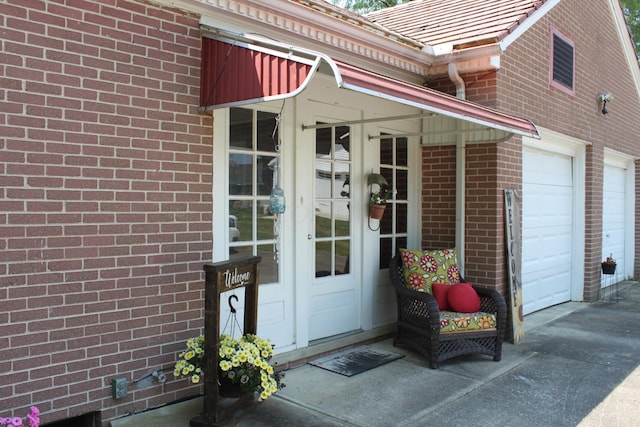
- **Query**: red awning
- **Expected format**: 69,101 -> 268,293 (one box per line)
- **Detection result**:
199,33 -> 539,142
200,37 -> 320,110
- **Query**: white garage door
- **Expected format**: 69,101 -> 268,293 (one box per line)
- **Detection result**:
522,147 -> 573,314
602,164 -> 626,285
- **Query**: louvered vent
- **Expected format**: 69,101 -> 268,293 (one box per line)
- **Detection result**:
552,33 -> 574,91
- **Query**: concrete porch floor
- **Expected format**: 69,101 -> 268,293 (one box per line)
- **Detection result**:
111,282 -> 640,427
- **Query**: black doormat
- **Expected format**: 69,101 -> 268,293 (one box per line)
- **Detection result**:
308,347 -> 404,377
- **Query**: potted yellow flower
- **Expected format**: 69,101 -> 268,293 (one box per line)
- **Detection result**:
174,333 -> 284,401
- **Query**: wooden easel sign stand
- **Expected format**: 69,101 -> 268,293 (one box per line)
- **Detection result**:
190,255 -> 261,427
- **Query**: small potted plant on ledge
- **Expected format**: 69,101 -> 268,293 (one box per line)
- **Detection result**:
174,333 -> 284,401
602,255 -> 616,275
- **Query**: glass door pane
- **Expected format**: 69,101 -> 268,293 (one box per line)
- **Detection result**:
314,125 -> 351,277
228,107 -> 281,284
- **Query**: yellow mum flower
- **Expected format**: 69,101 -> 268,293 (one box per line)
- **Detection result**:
191,374 -> 200,383
184,350 -> 195,360
219,360 -> 232,371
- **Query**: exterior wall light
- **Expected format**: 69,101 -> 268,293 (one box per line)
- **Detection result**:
598,92 -> 613,114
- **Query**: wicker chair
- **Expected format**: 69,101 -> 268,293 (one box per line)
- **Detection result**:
389,254 -> 507,369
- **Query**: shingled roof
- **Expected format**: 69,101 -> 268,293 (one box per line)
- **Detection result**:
365,0 -> 547,49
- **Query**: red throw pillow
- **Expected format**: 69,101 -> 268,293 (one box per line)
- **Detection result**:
447,283 -> 481,313
431,283 -> 451,310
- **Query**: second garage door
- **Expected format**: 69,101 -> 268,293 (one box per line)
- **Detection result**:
522,147 -> 573,314
602,164 -> 627,285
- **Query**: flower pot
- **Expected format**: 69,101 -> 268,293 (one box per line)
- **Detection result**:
369,203 -> 386,220
218,375 -> 245,398
601,263 -> 616,275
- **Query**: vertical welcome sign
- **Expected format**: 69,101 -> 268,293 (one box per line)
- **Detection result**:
504,190 -> 524,343
190,256 -> 261,427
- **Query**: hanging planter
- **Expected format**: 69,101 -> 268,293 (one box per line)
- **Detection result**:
369,203 -> 386,220
602,255 -> 616,275
173,334 -> 285,402
601,262 -> 616,275
218,374 -> 245,398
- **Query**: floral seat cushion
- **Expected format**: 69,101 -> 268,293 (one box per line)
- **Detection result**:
439,311 -> 497,334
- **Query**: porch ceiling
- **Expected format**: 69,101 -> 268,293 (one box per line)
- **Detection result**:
199,29 -> 539,145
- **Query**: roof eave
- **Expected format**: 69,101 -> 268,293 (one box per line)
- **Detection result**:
427,43 -> 504,76
155,0 -> 435,81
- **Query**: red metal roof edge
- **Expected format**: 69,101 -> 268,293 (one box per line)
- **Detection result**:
332,59 -> 539,138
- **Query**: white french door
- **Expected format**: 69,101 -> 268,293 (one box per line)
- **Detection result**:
296,102 -> 362,342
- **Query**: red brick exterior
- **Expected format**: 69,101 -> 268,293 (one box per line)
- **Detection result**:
421,146 -> 457,249
0,0 -> 211,424
498,0 -> 640,299
2,0 -> 640,424
423,0 -> 640,302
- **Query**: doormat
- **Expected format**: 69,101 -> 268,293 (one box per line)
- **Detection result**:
308,347 -> 404,377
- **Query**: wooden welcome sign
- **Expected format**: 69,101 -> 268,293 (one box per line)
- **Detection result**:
190,256 -> 261,427
504,189 -> 524,343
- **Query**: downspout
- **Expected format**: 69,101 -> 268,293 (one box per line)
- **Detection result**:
448,62 -> 466,276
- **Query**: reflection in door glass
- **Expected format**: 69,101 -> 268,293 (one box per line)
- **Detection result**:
229,201 -> 253,242
314,124 -> 351,277
379,135 -> 409,269
227,107 -> 281,284
257,244 -> 278,284
315,241 -> 332,277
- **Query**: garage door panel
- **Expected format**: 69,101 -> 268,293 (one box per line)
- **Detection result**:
524,150 -> 573,186
523,275 -> 571,314
522,147 -> 573,315
524,184 -> 572,227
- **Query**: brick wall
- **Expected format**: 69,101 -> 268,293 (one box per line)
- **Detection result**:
423,74 -> 510,291
0,0 -> 212,425
421,146 -> 457,250
499,0 -> 640,299
424,0 -> 640,301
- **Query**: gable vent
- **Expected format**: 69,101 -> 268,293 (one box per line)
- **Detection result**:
552,32 -> 574,92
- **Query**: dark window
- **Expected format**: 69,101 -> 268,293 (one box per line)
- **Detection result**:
551,31 -> 574,93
